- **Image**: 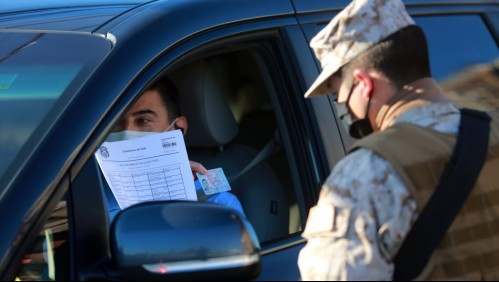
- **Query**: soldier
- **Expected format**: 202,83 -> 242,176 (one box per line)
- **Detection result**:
298,0 -> 499,280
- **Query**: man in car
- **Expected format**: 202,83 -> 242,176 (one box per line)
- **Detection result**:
298,0 -> 499,280
102,76 -> 245,220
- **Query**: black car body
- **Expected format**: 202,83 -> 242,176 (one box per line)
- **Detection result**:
0,0 -> 498,280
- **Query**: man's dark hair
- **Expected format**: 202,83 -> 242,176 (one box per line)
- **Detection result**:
146,76 -> 180,121
341,25 -> 432,90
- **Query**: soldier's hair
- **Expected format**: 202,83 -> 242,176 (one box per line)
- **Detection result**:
340,25 -> 431,90
146,76 -> 180,121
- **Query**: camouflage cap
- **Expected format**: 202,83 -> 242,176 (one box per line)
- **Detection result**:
304,0 -> 415,98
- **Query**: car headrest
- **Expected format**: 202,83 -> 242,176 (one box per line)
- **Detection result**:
169,60 -> 238,147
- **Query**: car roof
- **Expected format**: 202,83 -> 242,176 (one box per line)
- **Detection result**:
0,0 -> 155,32
1,0 -> 497,33
0,0 -> 296,36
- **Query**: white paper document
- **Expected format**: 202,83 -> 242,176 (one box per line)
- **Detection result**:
94,129 -> 196,210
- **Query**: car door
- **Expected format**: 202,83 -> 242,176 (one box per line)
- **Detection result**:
79,1 -> 338,280
92,14 -> 332,282
2,1 -> 292,280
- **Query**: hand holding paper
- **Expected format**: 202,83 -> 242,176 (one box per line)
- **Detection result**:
94,129 -> 196,210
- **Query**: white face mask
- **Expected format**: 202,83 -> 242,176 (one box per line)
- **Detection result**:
105,130 -> 157,142
105,117 -> 179,142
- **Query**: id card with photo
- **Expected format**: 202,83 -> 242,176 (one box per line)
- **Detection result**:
196,168 -> 232,196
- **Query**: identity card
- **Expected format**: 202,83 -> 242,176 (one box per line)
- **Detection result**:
196,168 -> 232,196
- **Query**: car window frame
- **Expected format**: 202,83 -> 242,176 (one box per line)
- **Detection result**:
61,14 -> 325,281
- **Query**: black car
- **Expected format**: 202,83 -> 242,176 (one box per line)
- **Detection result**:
1,0 -> 498,280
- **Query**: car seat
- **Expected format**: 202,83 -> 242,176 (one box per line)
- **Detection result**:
169,59 -> 290,243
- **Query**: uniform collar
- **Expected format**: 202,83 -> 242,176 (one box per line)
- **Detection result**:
375,78 -> 451,131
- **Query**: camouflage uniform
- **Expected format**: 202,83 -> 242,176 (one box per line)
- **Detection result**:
300,0 -> 462,280
298,84 -> 460,280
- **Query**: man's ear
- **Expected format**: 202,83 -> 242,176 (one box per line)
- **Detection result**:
352,69 -> 373,99
175,116 -> 188,135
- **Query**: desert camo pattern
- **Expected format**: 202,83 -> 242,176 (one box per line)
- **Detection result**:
305,0 -> 414,97
298,102 -> 460,280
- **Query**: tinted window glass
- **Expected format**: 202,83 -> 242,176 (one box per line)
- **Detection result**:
315,14 -> 498,81
0,32 -> 110,180
15,198 -> 69,281
415,15 -> 498,81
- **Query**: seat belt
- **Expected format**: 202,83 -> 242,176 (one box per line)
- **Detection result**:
393,108 -> 491,280
228,130 -> 282,184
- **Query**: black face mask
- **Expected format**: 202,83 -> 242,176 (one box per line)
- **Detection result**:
333,82 -> 374,139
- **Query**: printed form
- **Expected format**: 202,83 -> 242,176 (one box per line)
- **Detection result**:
94,129 -> 196,210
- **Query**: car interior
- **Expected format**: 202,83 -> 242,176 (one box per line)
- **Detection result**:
169,52 -> 296,243
167,48 -> 302,243
65,47 -> 303,246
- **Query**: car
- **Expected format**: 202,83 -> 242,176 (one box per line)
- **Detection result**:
0,0 -> 498,280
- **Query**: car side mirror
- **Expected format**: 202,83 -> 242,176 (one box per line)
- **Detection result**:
108,201 -> 261,280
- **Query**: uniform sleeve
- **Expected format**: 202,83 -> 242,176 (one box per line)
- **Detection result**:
298,149 -> 418,281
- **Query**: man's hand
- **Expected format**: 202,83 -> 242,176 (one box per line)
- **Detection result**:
190,160 -> 207,180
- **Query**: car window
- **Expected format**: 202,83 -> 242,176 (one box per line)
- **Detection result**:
164,43 -> 318,244
316,14 -> 498,82
415,15 -> 498,81
169,49 -> 301,243
15,197 -> 69,281
96,42 -> 308,245
0,32 -> 110,184
417,15 -> 499,110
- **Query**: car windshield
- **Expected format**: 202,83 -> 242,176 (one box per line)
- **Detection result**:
0,32 -> 110,180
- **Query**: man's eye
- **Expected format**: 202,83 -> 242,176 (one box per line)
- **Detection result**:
137,118 -> 151,125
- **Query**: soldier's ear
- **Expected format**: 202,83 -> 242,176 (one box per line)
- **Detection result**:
353,69 -> 373,99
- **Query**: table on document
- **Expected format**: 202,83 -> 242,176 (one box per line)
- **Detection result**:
107,165 -> 187,209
